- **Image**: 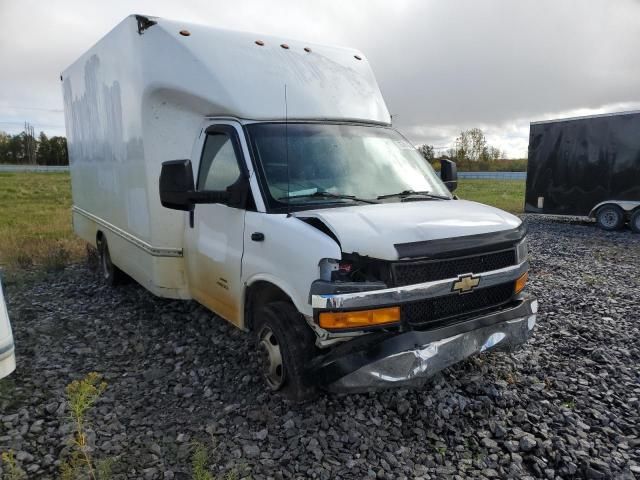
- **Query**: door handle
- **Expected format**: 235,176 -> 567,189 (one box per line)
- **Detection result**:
251,232 -> 265,242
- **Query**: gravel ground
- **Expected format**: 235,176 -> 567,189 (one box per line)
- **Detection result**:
1,215 -> 639,479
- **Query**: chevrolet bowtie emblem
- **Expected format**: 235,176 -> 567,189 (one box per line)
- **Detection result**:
452,274 -> 480,294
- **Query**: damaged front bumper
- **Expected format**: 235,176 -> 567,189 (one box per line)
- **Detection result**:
311,295 -> 537,392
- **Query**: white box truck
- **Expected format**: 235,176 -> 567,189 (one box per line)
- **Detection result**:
62,15 -> 538,399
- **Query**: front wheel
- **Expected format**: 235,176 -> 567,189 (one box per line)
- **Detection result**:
255,301 -> 319,402
595,205 -> 625,231
630,209 -> 640,234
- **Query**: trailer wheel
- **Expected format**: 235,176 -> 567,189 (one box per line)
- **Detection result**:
595,205 -> 625,231
96,236 -> 126,286
630,209 -> 640,234
255,301 -> 318,402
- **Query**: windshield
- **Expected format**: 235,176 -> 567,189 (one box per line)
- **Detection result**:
246,123 -> 451,210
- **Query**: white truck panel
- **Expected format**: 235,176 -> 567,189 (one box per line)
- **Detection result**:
0,280 -> 16,379
242,213 -> 342,317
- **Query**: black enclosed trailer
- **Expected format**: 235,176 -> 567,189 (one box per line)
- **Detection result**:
525,110 -> 640,232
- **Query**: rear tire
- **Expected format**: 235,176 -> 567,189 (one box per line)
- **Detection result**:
595,205 -> 625,231
255,301 -> 319,402
96,236 -> 127,286
630,209 -> 640,234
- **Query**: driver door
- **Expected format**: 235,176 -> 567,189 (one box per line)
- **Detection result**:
184,124 -> 247,326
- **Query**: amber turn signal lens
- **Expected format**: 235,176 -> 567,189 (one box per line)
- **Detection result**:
319,306 -> 400,329
515,271 -> 528,294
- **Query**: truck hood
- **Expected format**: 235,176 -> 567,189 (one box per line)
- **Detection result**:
296,199 -> 521,260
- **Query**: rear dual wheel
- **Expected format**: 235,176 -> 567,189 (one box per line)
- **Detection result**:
96,236 -> 127,286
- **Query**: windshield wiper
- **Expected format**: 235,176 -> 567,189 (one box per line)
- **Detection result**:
279,191 -> 378,204
377,190 -> 450,201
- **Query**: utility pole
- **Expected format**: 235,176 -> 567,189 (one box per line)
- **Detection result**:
24,121 -> 36,164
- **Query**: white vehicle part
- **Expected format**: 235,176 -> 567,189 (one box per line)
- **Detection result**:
183,121 -> 251,326
588,200 -> 640,218
242,213 -> 342,319
296,200 -> 521,261
0,280 -> 16,379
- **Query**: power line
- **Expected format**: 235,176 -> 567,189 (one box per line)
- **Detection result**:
0,120 -> 65,128
0,106 -> 63,113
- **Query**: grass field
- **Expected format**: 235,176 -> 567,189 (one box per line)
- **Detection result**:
0,172 -> 84,269
456,179 -> 525,214
0,173 -> 525,270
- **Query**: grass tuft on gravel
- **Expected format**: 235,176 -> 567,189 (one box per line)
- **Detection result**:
61,372 -> 111,480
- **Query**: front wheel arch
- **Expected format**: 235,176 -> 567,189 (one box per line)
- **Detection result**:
244,279 -> 297,332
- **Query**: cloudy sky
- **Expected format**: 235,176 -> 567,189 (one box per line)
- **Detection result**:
1,0 -> 639,158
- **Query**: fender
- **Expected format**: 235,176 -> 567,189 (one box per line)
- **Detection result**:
243,273 -> 307,320
241,211 -> 342,319
589,200 -> 640,218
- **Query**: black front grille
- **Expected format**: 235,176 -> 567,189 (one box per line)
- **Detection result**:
403,282 -> 515,328
392,249 -> 516,287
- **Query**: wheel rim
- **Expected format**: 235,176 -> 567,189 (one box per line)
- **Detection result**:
258,327 -> 285,390
600,209 -> 619,228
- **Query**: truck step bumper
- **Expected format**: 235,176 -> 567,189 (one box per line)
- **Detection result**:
312,296 -> 537,393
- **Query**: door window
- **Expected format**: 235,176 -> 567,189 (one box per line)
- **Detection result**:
198,133 -> 241,191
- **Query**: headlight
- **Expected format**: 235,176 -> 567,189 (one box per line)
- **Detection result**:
516,236 -> 528,263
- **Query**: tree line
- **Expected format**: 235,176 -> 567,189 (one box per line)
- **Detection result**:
0,126 -> 525,171
0,130 -> 68,165
417,128 -> 527,172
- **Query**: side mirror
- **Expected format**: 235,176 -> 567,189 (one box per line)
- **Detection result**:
159,159 -> 236,211
440,159 -> 458,192
160,159 -> 196,211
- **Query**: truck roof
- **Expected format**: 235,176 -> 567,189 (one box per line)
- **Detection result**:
62,14 -> 391,124
530,109 -> 640,126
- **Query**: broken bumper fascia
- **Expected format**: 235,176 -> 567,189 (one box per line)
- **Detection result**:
311,295 -> 537,392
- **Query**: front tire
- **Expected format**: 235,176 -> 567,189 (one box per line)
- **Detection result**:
630,209 -> 640,234
97,236 -> 127,286
255,302 -> 319,402
595,205 -> 625,231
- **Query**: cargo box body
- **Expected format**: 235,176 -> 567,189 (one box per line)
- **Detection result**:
525,111 -> 640,216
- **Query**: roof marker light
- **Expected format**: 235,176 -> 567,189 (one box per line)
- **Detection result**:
280,43 -> 290,49
255,40 -> 264,46
179,30 -> 191,37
